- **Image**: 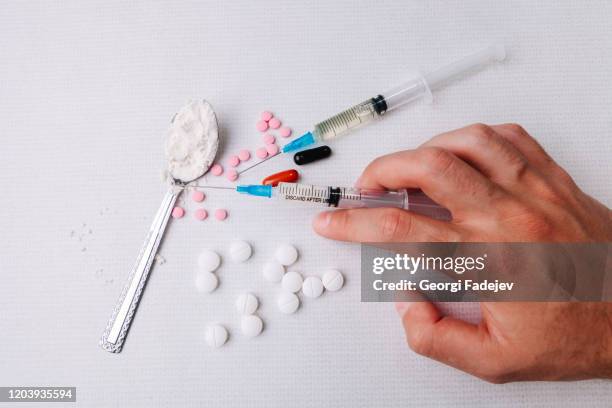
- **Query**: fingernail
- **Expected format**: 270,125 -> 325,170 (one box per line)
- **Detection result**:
395,301 -> 413,317
314,212 -> 332,230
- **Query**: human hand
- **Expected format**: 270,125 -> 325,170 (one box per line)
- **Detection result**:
312,123 -> 612,382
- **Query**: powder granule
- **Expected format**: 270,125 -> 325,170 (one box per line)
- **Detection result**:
165,100 -> 219,183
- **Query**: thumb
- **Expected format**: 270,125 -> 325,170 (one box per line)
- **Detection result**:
395,297 -> 499,380
313,208 -> 458,242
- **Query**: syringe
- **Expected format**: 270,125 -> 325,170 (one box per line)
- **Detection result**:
280,44 -> 506,154
235,182 -> 452,221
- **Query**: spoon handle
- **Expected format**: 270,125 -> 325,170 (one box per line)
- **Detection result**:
100,187 -> 180,353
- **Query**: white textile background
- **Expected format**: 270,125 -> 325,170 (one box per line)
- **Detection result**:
1,1 -> 611,407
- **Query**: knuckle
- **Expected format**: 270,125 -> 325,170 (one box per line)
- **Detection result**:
551,166 -> 576,188
503,123 -> 528,136
379,209 -> 411,241
467,123 -> 504,150
508,155 -> 530,181
467,123 -> 530,181
406,330 -> 433,357
362,158 -> 382,180
367,155 -> 386,171
420,147 -> 455,176
467,123 -> 495,140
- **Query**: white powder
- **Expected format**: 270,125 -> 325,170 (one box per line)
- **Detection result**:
165,100 -> 219,183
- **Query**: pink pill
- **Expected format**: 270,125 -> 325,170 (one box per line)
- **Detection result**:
263,134 -> 276,145
269,118 -> 281,129
238,149 -> 251,161
261,111 -> 273,122
228,155 -> 240,167
226,169 -> 238,181
279,127 -> 292,138
171,206 -> 185,219
256,120 -> 269,132
266,143 -> 279,155
214,209 -> 228,221
210,164 -> 223,176
256,147 -> 268,159
194,208 -> 208,220
192,191 -> 205,202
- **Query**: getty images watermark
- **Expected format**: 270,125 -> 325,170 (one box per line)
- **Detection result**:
361,243 -> 611,302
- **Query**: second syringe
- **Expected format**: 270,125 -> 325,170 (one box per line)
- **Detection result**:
235,182 -> 452,221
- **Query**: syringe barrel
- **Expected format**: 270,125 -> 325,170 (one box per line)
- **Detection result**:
338,187 -> 406,209
343,188 -> 451,221
270,183 -> 451,221
312,98 -> 381,142
381,76 -> 431,112
401,189 -> 452,221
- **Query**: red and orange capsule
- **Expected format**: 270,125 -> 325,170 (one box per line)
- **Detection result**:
262,169 -> 299,186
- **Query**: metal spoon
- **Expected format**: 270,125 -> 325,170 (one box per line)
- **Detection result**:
100,100 -> 219,353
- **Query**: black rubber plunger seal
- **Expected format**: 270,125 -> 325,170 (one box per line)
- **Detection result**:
372,95 -> 387,115
293,145 -> 332,165
327,187 -> 341,207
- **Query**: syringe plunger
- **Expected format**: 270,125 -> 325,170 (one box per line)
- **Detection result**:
385,44 -> 506,112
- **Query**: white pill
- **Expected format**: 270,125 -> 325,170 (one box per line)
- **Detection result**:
235,293 -> 258,315
277,292 -> 300,314
241,315 -> 263,337
229,240 -> 252,263
198,249 -> 221,272
302,276 -> 324,298
262,261 -> 285,283
281,271 -> 303,293
195,272 -> 219,293
274,244 -> 298,266
204,324 -> 228,348
322,269 -> 344,291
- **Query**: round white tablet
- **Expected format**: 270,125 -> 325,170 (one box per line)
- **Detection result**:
204,324 -> 228,348
322,269 -> 344,291
274,244 -> 298,266
195,272 -> 219,293
302,276 -> 324,298
241,315 -> 263,337
235,293 -> 258,315
277,292 -> 300,314
281,271 -> 303,293
198,249 -> 221,272
262,261 -> 285,283
229,240 -> 252,263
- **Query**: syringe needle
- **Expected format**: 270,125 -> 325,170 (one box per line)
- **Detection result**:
184,184 -> 235,191
237,152 -> 281,175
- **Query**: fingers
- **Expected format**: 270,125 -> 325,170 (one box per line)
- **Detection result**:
420,123 -> 530,185
491,124 -> 578,188
490,124 -> 555,170
395,298 -> 499,380
355,148 -> 501,216
313,207 -> 461,242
